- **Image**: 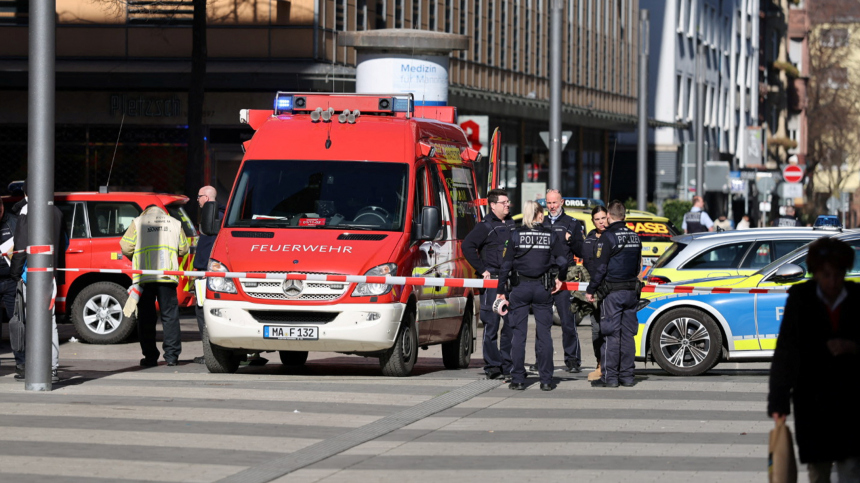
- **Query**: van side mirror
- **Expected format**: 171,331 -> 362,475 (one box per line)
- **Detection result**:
200,201 -> 220,235
416,206 -> 441,241
769,263 -> 804,283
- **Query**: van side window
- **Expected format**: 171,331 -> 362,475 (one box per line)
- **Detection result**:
87,202 -> 142,237
438,165 -> 478,239
56,202 -> 88,238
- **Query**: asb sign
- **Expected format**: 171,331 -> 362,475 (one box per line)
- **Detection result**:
782,164 -> 804,184
458,115 -> 489,156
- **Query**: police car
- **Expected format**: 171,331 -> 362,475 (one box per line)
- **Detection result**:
646,227 -> 829,285
635,229 -> 860,376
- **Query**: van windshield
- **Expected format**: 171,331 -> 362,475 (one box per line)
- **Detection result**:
225,160 -> 409,231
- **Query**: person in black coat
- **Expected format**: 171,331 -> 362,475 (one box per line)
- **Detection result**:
768,237 -> 860,482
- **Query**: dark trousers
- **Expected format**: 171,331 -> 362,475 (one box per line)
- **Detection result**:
553,289 -> 581,366
600,290 -> 638,385
588,305 -> 603,362
195,303 -> 205,335
0,278 -> 23,365
509,280 -> 554,385
480,287 -> 512,375
138,282 -> 181,363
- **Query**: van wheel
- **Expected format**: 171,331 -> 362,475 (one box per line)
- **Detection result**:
279,351 -> 309,366
442,306 -> 473,369
202,325 -> 239,373
379,312 -> 417,377
649,308 -> 722,376
70,282 -> 137,344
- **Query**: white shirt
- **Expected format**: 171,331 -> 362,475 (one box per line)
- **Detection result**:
816,284 -> 847,312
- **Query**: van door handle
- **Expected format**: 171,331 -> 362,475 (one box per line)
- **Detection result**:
67,249 -> 84,254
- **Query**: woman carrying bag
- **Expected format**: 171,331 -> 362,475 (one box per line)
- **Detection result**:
768,237 -> 860,482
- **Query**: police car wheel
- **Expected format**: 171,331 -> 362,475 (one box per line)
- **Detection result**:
202,325 -> 240,373
442,305 -> 473,369
278,350 -> 309,366
70,282 -> 137,344
379,311 -> 418,377
649,308 -> 722,376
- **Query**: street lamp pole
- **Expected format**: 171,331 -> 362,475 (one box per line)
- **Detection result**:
637,10 -> 650,211
548,0 -> 563,191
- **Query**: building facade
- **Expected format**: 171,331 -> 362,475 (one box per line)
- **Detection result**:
625,0 -> 760,216
0,0 -> 639,208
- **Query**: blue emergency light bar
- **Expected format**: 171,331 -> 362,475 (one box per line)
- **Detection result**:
275,95 -> 293,111
273,92 -> 414,116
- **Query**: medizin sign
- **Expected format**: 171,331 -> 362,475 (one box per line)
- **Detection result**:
782,164 -> 804,184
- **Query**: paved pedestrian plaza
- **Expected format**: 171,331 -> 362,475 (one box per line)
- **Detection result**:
0,316 -> 798,482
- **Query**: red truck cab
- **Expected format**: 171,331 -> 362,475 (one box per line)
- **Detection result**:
201,93 -> 482,376
2,191 -> 198,343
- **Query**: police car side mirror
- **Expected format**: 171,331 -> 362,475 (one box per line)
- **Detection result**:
769,263 -> 804,283
416,206 -> 441,241
200,201 -> 220,236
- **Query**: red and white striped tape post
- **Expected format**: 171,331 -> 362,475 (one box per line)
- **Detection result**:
42,267 -> 791,295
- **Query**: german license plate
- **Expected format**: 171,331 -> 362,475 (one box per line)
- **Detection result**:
263,326 -> 318,340
643,257 -> 658,266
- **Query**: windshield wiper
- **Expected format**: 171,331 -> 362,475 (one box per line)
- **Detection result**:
325,224 -> 377,231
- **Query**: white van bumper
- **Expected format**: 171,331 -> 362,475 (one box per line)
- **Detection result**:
203,300 -> 405,352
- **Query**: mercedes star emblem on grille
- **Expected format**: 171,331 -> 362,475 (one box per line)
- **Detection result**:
282,279 -> 304,298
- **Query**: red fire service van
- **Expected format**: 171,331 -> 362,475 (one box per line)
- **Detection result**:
199,92 -> 484,376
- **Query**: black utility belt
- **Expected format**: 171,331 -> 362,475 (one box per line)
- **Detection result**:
518,274 -> 543,282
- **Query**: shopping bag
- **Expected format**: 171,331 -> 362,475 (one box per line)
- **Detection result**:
9,279 -> 25,353
768,419 -> 798,483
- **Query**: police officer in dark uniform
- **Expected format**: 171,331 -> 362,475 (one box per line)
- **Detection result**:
682,196 -> 714,234
497,200 -> 568,391
463,189 -> 516,380
588,200 -> 642,388
773,205 -> 803,227
580,205 -> 608,381
542,189 -> 585,373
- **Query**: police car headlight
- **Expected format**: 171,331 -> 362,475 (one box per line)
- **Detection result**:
352,263 -> 397,297
207,259 -> 237,294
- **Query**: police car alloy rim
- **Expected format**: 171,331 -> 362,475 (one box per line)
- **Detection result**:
659,317 -> 711,368
83,294 -> 123,334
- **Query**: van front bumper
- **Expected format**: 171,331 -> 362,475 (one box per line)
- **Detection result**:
203,300 -> 405,352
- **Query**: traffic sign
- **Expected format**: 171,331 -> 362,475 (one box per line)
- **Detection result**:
782,164 -> 803,184
540,131 -> 573,150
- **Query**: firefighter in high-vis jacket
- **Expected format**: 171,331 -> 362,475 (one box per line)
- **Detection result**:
121,205 -> 189,367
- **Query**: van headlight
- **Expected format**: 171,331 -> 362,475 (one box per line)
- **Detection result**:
352,263 -> 397,297
207,259 -> 237,294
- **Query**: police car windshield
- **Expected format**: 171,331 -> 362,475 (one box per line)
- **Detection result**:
225,160 -> 409,231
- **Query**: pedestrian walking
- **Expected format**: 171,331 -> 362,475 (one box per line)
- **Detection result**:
575,205 -> 608,382
540,189 -> 585,373
497,200 -> 568,391
462,189 -> 516,380
121,204 -> 189,367
736,215 -> 751,230
9,180 -> 67,383
682,196 -> 714,234
587,200 -> 642,388
768,237 -> 860,482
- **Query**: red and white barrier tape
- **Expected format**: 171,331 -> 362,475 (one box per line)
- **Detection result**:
22,267 -> 791,295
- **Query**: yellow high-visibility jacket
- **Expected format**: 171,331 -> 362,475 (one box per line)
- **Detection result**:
120,206 -> 189,284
